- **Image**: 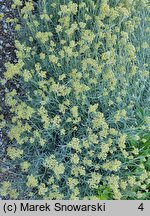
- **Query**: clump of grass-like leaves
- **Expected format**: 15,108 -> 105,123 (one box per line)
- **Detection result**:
0,0 -> 150,200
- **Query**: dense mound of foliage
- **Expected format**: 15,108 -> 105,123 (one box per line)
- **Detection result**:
0,0 -> 150,200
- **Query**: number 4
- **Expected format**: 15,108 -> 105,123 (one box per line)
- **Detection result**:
138,203 -> 144,211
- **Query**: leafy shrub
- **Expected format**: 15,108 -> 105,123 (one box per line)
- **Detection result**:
1,0 -> 150,200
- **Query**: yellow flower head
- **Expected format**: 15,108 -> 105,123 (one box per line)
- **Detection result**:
20,161 -> 30,172
26,175 -> 38,188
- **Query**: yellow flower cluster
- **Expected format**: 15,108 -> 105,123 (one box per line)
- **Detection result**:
12,0 -> 22,9
0,181 -> 11,196
70,153 -> 80,165
92,112 -> 107,129
38,183 -> 48,196
43,155 -> 65,179
20,161 -> 30,172
11,102 -> 34,120
88,173 -> 102,189
51,81 -> 71,97
0,13 -> 4,21
67,137 -> 81,152
102,159 -> 122,172
88,103 -> 99,113
114,110 -> 127,123
7,147 -> 23,160
21,1 -> 34,15
51,115 -> 62,128
4,60 -> 24,80
26,175 -> 38,188
60,2 -> 78,15
98,138 -> 113,160
82,30 -> 95,43
38,106 -> 49,129
107,175 -> 122,199
36,31 -> 52,43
